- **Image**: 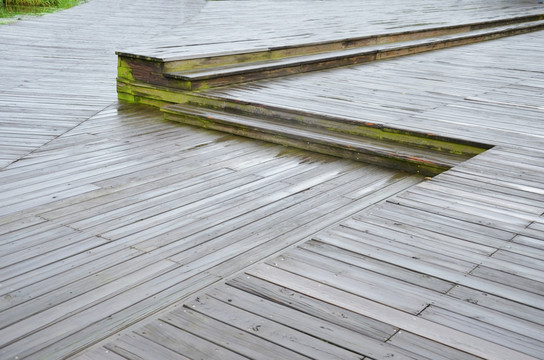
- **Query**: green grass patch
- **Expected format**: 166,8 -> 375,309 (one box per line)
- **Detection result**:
0,0 -> 81,24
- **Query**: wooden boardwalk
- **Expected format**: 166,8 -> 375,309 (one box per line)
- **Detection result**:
1,1 -> 544,359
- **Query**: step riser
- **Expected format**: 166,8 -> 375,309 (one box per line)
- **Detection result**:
164,111 -> 449,176
117,79 -> 189,107
185,52 -> 377,90
118,57 -> 191,90
378,23 -> 544,60
196,23 -> 544,89
159,14 -> 544,72
192,100 -> 489,157
116,80 -> 488,157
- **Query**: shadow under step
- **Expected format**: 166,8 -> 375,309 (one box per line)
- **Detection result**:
162,104 -> 474,176
163,20 -> 544,90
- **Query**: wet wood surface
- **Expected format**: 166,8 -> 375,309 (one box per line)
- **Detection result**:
1,0 -> 544,359
1,102 -> 421,359
205,29 -> 544,149
122,0 -> 544,61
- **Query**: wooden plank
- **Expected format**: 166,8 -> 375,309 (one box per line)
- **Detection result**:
246,263 -> 539,360
0,214 -> 46,233
342,216 -> 496,262
359,202 -> 515,243
492,245 -> 544,263
163,166 -> 400,263
447,285 -> 544,326
348,212 -> 498,254
420,306 -> 543,358
0,271 -> 219,360
512,234 -> 544,250
163,307 -> 312,360
387,331 -> 481,360
469,265 -> 544,295
429,175 -> 544,208
203,29 -> 544,149
0,184 -> 101,217
267,246 -> 544,341
387,192 -> 535,234
184,294 -> 365,359
313,231 -> 544,309
265,248 -> 430,314
0,259 -> 177,346
452,160 -> 544,186
300,240 -> 455,293
206,284 -> 424,360
444,167 -> 544,199
104,333 -> 190,360
0,246 -> 142,312
0,236 -> 108,287
325,223 -> 478,273
0,231 -> 98,266
523,219 -> 544,240
135,321 -> 249,360
94,160 -> 352,243
3,1 -> 544,359
226,276 -> 397,340
205,174 -> 422,278
0,219 -> 75,245
412,180 -> 544,215
72,346 -> 128,360
477,252 -> 544,281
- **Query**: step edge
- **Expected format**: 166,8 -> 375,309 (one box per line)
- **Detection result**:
162,104 -> 470,166
164,96 -> 493,152
163,109 -> 455,175
126,14 -> 544,62
163,20 -> 544,81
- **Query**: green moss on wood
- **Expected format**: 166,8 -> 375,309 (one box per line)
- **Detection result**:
117,58 -> 135,81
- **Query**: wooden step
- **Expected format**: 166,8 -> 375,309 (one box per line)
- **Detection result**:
117,16 -> 544,96
161,20 -> 544,90
161,104 -> 476,176
178,93 -> 491,158
118,14 -> 544,73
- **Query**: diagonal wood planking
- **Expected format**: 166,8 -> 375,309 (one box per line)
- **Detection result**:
0,102 -> 419,359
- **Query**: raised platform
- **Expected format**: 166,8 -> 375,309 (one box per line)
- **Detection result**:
114,16 -> 544,176
118,15 -> 544,92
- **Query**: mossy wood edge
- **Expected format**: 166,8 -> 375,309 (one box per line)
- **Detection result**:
118,78 -> 488,177
117,79 -> 488,154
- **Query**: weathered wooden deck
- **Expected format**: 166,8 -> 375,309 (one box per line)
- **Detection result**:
1,1 -> 544,359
